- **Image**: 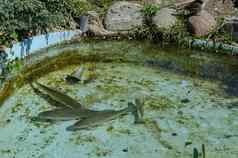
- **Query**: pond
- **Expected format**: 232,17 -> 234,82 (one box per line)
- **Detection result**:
0,40 -> 237,158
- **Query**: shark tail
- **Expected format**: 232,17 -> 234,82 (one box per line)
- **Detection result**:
135,98 -> 144,118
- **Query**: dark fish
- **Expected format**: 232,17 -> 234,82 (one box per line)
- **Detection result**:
65,67 -> 85,84
35,108 -> 82,121
33,81 -> 83,109
30,82 -> 67,109
66,102 -> 138,131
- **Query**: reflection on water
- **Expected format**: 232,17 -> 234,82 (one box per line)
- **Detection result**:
142,44 -> 238,96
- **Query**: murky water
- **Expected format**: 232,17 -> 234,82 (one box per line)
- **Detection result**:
0,40 -> 238,158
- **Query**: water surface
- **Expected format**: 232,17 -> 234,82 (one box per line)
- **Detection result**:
0,40 -> 237,158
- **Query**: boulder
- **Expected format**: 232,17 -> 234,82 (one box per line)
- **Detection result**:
175,0 -> 198,9
188,10 -> 217,36
202,0 -> 234,17
86,11 -> 117,36
142,0 -> 162,5
105,1 -> 144,31
152,8 -> 177,30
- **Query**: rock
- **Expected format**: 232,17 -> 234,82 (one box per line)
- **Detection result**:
181,98 -> 190,103
0,45 -> 8,77
122,148 -> 128,152
152,8 -> 178,30
86,11 -> 117,36
234,0 -> 238,8
188,10 -> 217,36
105,1 -> 144,31
143,0 -> 162,5
223,16 -> 238,41
202,0 -> 234,17
175,0 -> 199,9
79,15 -> 89,33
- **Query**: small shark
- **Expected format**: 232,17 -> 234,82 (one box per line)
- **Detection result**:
32,81 -> 83,109
66,102 -> 139,131
35,101 -> 141,129
30,82 -> 144,131
33,108 -> 83,121
30,82 -> 67,109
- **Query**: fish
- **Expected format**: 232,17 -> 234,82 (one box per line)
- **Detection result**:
30,82 -> 67,109
34,102 -> 138,122
30,82 -> 144,131
65,66 -> 85,84
34,108 -> 83,121
66,102 -> 139,131
32,81 -> 83,109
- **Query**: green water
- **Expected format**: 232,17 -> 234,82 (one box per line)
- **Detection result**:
0,40 -> 237,158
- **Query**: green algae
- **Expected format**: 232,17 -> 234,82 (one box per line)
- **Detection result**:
145,96 -> 176,111
70,134 -> 98,145
11,102 -> 24,113
108,127 -> 131,135
96,84 -> 128,96
95,147 -> 112,157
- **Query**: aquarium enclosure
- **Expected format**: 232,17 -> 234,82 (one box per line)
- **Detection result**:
0,0 -> 238,158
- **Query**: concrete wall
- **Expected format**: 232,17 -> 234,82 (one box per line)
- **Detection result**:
5,30 -> 81,61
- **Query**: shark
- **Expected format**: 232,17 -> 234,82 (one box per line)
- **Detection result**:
66,102 -> 139,131
31,81 -> 83,109
30,81 -> 144,131
30,82 -> 67,109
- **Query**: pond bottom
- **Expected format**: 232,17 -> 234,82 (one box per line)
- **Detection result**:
0,62 -> 237,158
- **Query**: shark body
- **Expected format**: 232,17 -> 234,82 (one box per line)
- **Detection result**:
30,81 -> 142,131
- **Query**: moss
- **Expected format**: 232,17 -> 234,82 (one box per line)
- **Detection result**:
43,135 -> 56,147
96,83 -> 127,96
0,149 -> 11,154
145,96 -> 175,111
108,127 -> 131,135
70,134 -> 98,145
95,147 -> 112,157
134,79 -> 155,88
11,102 -> 24,113
176,115 -> 200,129
106,125 -> 114,132
116,128 -> 131,135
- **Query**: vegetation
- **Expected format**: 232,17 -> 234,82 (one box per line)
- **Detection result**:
0,0 -> 115,46
0,0 -> 236,52
1,0 -> 66,45
142,4 -> 160,17
133,4 -> 190,46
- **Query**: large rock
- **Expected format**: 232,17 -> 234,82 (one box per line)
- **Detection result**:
86,11 -> 117,36
188,10 -> 217,36
152,8 -> 177,30
105,1 -> 144,31
175,0 -> 198,9
202,0 -> 234,17
142,0 -> 162,5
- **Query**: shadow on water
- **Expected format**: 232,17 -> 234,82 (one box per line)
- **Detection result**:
143,43 -> 238,97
